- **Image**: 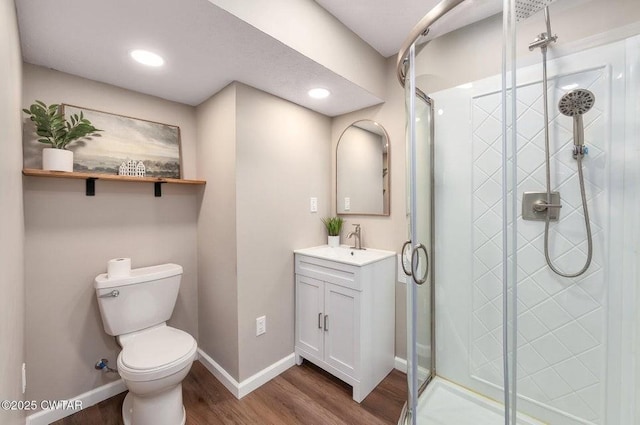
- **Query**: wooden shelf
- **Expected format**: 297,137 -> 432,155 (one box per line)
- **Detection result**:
23,168 -> 206,197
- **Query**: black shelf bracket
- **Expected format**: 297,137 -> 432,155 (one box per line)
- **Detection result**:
83,177 -> 169,197
86,178 -> 97,196
154,181 -> 167,197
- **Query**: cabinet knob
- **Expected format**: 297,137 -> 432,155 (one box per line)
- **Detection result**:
324,314 -> 329,331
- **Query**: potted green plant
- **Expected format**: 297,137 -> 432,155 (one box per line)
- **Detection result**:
321,217 -> 344,247
23,100 -> 101,172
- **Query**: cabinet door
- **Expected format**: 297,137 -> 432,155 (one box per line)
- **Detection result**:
295,275 -> 324,359
324,283 -> 360,377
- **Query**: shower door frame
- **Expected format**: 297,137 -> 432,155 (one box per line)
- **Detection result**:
399,42 -> 437,425
397,0 -> 518,423
396,3 -> 471,425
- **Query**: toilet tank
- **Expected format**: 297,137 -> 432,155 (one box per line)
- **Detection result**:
95,263 -> 183,336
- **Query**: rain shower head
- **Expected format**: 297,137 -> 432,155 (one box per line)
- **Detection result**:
516,0 -> 556,22
558,89 -> 595,116
558,89 -> 595,147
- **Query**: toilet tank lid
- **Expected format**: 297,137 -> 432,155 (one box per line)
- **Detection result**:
95,263 -> 183,290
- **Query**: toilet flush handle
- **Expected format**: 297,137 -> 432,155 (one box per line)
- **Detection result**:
98,289 -> 119,298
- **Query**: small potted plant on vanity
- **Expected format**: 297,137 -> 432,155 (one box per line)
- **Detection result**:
322,217 -> 344,248
23,100 -> 101,172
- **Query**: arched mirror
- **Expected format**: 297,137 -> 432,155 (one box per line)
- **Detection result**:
336,120 -> 390,216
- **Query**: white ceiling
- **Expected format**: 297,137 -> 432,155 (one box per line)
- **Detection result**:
15,0 -> 501,116
315,0 -> 502,58
315,0 -> 438,58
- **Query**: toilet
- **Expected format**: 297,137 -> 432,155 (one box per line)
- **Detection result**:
95,263 -> 197,425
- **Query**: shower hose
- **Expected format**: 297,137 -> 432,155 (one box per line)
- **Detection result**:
540,47 -> 593,278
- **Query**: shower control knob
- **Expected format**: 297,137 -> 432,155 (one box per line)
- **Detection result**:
533,201 -> 563,212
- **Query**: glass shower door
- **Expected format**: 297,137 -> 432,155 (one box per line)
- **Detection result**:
402,44 -> 435,425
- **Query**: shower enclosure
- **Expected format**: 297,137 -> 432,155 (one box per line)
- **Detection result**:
398,0 -> 639,424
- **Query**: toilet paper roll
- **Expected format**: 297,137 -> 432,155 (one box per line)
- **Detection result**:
107,258 -> 131,279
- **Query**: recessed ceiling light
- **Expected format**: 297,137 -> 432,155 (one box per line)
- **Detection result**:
130,49 -> 164,67
308,88 -> 330,99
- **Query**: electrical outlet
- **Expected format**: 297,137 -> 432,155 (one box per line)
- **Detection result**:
344,197 -> 351,211
256,316 -> 266,336
310,197 -> 318,213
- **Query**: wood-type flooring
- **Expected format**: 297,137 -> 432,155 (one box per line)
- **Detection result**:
52,359 -> 407,425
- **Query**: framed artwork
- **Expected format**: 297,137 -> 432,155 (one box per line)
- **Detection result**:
23,104 -> 182,178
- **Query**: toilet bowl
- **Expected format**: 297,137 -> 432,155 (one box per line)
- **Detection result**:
95,263 -> 197,425
117,324 -> 197,425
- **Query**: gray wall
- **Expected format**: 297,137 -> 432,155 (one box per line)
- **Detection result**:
332,58 -> 409,359
0,1 -> 25,424
331,59 -> 407,252
197,82 -> 331,382
235,83 -> 330,381
196,83 -> 240,379
22,65 -> 199,403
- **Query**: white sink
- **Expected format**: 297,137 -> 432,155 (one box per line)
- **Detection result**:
294,244 -> 395,266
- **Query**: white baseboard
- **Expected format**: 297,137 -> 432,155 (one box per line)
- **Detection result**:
25,350 -> 294,424
25,379 -> 126,425
395,356 -> 408,372
197,348 -> 295,399
196,349 -> 240,398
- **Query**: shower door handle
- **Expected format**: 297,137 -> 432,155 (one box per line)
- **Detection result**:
411,243 -> 429,285
401,240 -> 412,276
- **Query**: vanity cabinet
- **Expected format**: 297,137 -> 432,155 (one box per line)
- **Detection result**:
294,250 -> 395,402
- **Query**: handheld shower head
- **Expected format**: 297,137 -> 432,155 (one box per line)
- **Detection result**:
558,89 -> 595,147
558,89 -> 595,116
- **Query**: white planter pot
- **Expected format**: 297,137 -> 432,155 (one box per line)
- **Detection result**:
42,148 -> 73,172
328,236 -> 340,247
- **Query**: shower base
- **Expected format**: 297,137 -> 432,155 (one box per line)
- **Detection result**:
416,377 -> 546,425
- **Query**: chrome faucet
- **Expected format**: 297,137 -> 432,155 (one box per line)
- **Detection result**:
347,224 -> 364,250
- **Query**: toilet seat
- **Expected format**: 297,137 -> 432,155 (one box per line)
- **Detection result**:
117,326 -> 197,382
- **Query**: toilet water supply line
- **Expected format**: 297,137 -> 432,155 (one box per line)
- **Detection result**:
95,358 -> 118,374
